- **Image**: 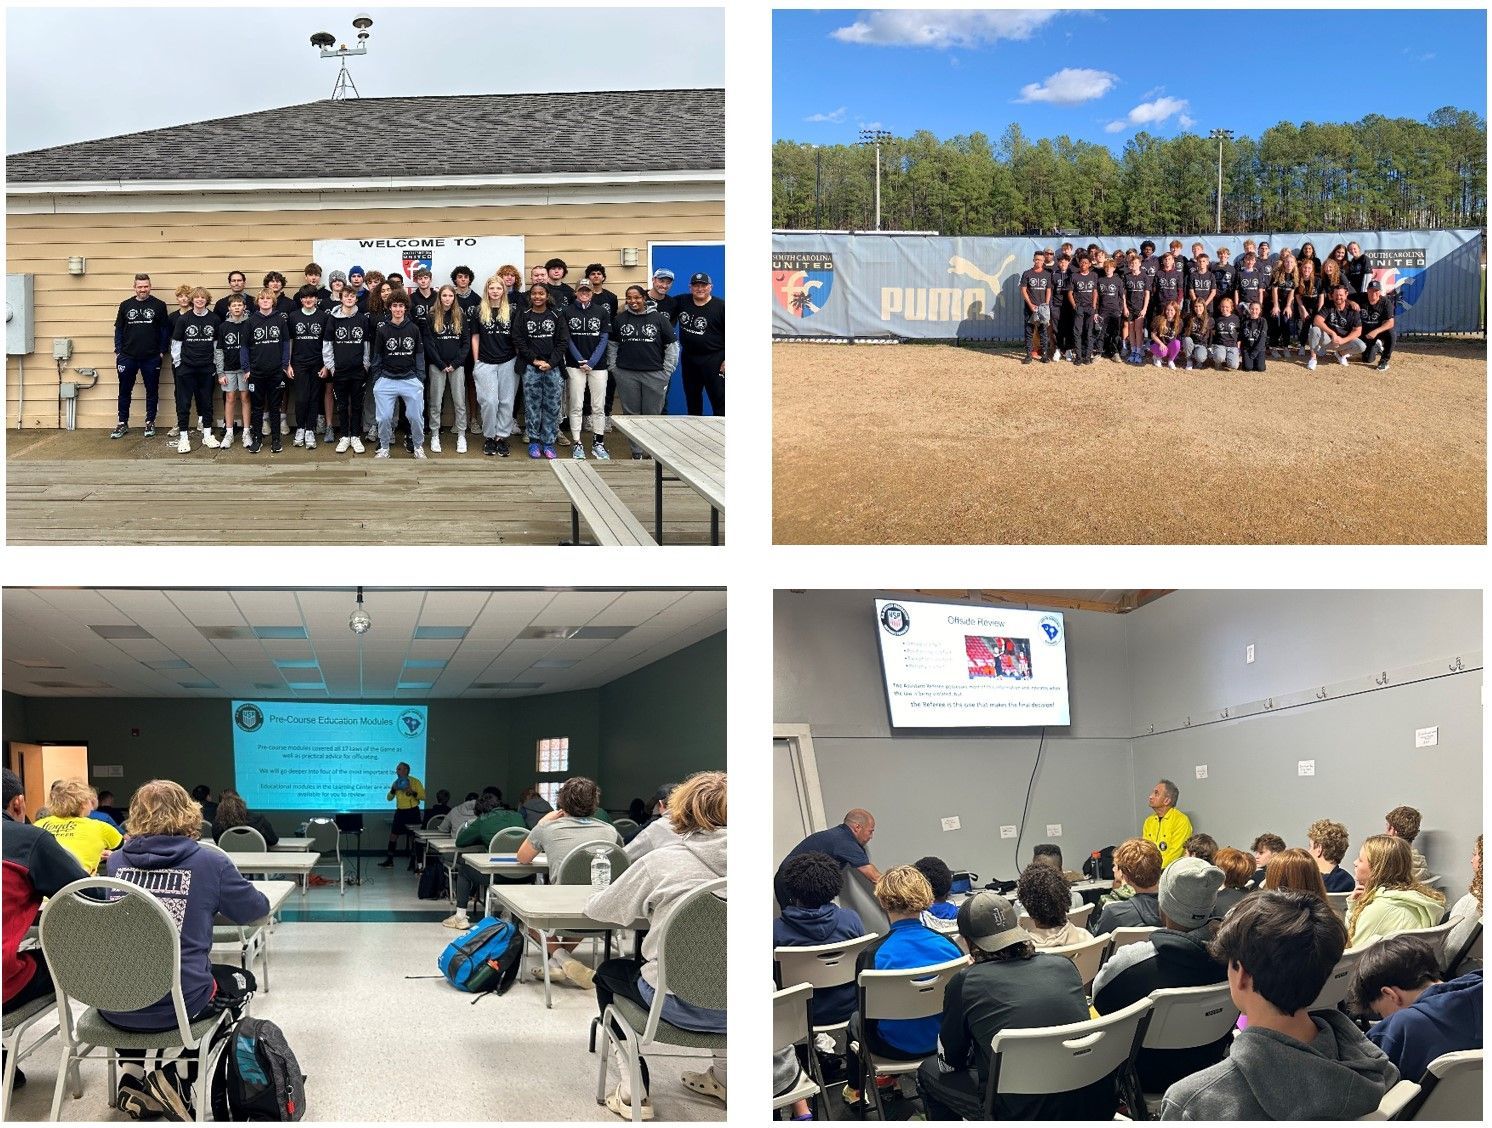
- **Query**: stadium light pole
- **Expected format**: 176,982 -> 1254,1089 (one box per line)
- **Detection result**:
1209,128 -> 1233,233
859,127 -> 892,231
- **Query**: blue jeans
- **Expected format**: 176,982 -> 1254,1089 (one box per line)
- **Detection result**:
521,365 -> 563,444
374,376 -> 425,450
116,355 -> 162,424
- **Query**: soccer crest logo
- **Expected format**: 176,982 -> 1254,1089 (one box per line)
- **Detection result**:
402,252 -> 432,283
773,252 -> 835,319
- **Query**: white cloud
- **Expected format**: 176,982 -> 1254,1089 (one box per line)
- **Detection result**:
1104,120 -> 1127,134
804,107 -> 848,124
1178,113 -> 1196,129
831,10 -> 1060,49
1107,95 -> 1190,134
1016,67 -> 1117,105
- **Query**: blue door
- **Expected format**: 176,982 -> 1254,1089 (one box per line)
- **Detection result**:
650,241 -> 725,415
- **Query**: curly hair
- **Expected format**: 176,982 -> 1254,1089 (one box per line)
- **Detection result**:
779,851 -> 842,909
875,865 -> 934,915
1251,833 -> 1286,856
47,778 -> 94,819
1115,838 -> 1163,890
1385,806 -> 1422,842
127,780 -> 203,838
1307,819 -> 1350,864
556,777 -> 600,818
1472,834 -> 1483,915
1016,862 -> 1071,928
668,771 -> 725,833
1213,847 -> 1255,890
914,856 -> 953,901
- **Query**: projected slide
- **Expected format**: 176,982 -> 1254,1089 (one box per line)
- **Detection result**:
231,701 -> 429,809
874,600 -> 1071,727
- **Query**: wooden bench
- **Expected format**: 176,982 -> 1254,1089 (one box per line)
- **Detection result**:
549,460 -> 657,546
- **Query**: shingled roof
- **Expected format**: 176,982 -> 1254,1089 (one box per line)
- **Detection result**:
7,89 -> 724,184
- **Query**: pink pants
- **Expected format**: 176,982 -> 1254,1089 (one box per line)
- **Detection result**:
1149,339 -> 1182,361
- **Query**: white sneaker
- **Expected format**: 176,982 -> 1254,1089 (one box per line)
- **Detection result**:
293,428 -> 305,447
1153,357 -> 1162,367
456,434 -> 467,454
304,430 -> 316,450
350,436 -> 365,454
202,429 -> 220,449
374,447 -> 390,459
176,431 -> 191,453
241,429 -> 252,448
1167,359 -> 1176,369
430,434 -> 442,453
1338,354 -> 1349,366
335,436 -> 351,453
1184,361 -> 1193,371
1306,354 -> 1318,371
168,425 -> 180,437
280,419 -> 289,435
413,445 -> 428,460
441,911 -> 470,930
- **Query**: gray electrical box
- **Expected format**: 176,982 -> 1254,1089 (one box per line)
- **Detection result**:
7,273 -> 35,355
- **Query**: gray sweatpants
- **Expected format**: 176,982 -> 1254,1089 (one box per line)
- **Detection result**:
1181,336 -> 1209,366
374,376 -> 424,450
1209,345 -> 1241,369
1307,327 -> 1367,357
427,364 -> 468,434
613,368 -> 669,456
473,359 -> 519,439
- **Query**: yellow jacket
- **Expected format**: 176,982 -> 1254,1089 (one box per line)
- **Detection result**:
1142,807 -> 1193,868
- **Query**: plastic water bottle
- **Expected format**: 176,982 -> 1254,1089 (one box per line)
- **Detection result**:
590,846 -> 612,887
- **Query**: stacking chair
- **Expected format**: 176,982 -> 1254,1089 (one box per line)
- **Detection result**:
1122,983 -> 1239,1118
3,992 -> 59,1120
613,817 -> 639,841
217,826 -> 267,853
1404,1049 -> 1482,1120
1067,902 -> 1095,930
197,819 -> 213,841
489,826 -> 530,853
306,817 -> 344,895
1392,919 -> 1459,970
1327,891 -> 1353,924
1358,1080 -> 1422,1120
39,877 -> 239,1123
772,982 -> 821,1114
856,956 -> 969,1119
775,932 -> 880,1119
1444,918 -> 1482,975
983,996 -> 1152,1118
555,842 -> 632,966
1045,932 -> 1109,991
595,879 -> 726,1122
1309,941 -> 1374,1012
1106,926 -> 1160,959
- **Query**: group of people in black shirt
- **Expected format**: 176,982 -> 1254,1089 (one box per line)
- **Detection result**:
111,257 -> 725,460
1017,238 -> 1396,373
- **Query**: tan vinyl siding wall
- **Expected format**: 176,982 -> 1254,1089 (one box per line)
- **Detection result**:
7,197 -> 723,430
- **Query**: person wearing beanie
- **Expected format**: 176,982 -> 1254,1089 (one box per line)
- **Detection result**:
1093,856 -> 1229,1094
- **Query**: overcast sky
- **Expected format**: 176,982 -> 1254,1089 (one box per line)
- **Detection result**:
6,7 -> 725,153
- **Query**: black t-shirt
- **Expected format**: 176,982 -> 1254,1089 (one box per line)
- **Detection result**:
115,296 -> 170,359
1240,315 -> 1268,348
1096,275 -> 1125,312
1211,262 -> 1237,297
675,297 -> 725,356
1357,296 -> 1393,332
1212,313 -> 1241,346
473,310 -> 517,365
1189,272 -> 1216,304
217,318 -> 249,371
244,311 -> 289,375
1320,305 -> 1361,338
1123,273 -> 1151,314
1346,255 -> 1373,294
1271,271 -> 1297,308
173,310 -> 221,369
1069,272 -> 1098,309
424,315 -> 467,369
213,292 -> 251,320
564,301 -> 612,363
612,309 -> 676,371
1153,268 -> 1183,307
407,289 -> 440,330
1019,268 -> 1052,307
1139,256 -> 1161,287
643,292 -> 680,320
592,288 -> 620,323
1236,268 -> 1266,309
454,290 -> 484,339
1050,269 -> 1071,303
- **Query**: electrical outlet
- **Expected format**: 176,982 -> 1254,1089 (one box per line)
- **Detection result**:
941,815 -> 961,832
1246,644 -> 1255,664
1298,760 -> 1315,777
1045,824 -> 1062,837
1415,726 -> 1439,748
999,825 -> 1017,839
1195,765 -> 1208,779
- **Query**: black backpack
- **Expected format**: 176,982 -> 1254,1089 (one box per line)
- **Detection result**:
1083,846 -> 1117,882
210,1016 -> 306,1121
417,862 -> 449,901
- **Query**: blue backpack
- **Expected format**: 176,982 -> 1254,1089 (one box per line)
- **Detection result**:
437,916 -> 525,999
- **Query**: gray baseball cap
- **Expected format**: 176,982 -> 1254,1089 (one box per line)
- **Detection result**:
957,891 -> 1033,954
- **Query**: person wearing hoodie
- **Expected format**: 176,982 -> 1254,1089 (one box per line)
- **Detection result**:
625,784 -> 681,862
608,286 -> 679,459
323,286 -> 372,454
1306,818 -> 1357,892
1160,890 -> 1397,1120
104,780 -> 269,1119
370,293 -> 427,459
586,770 -> 728,1119
1348,933 -> 1482,1081
214,294 -> 253,449
1346,835 -> 1445,947
773,850 -> 865,1024
1015,862 -> 1090,947
562,279 -> 612,459
1239,299 -> 1269,371
240,288 -> 292,454
441,791 -> 529,929
168,287 -> 224,454
1091,838 -> 1164,934
915,855 -> 961,938
288,284 -> 329,450
512,281 -> 570,460
1093,856 -> 1229,1094
423,285 -> 468,454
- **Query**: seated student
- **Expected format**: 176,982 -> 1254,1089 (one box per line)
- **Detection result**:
845,865 -> 964,1108
89,787 -> 122,830
446,790 -> 481,833
426,788 -> 452,822
518,784 -> 553,828
915,856 -> 960,937
587,770 -> 727,1120
1015,862 -> 1089,947
442,792 -> 529,929
1347,835 -> 1445,948
1384,805 -> 1432,884
190,784 -> 217,822
1159,890 -> 1397,1120
36,777 -> 123,874
1185,833 -> 1218,864
1307,818 -> 1356,892
625,783 -> 680,861
105,780 -> 269,1119
1349,934 -> 1482,1081
1091,838 -> 1164,934
1211,847 -> 1254,918
210,791 -> 279,848
1027,842 -> 1084,909
1094,857 -> 1228,1094
1445,834 -> 1481,969
1264,847 -> 1331,904
1251,832 -> 1286,886
915,891 -> 1112,1120
774,851 -> 866,1026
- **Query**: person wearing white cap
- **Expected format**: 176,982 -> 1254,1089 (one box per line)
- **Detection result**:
915,890 -> 1113,1120
1093,856 -> 1229,1095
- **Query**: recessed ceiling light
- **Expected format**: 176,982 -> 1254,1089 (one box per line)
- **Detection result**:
91,625 -> 152,640
253,626 -> 309,640
13,658 -> 64,669
397,681 -> 435,690
144,659 -> 192,670
520,626 -> 579,640
177,680 -> 217,689
414,626 -> 468,640
572,626 -> 634,639
403,659 -> 448,670
532,658 -> 578,670
273,659 -> 321,669
199,625 -> 254,640
285,680 -> 325,690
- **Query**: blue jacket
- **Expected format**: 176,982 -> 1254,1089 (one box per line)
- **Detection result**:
857,918 -> 963,1053
1366,970 -> 1482,1081
774,903 -> 866,1024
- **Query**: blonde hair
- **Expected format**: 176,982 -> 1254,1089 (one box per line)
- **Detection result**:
174,283 -> 193,300
126,780 -> 203,838
479,274 -> 512,328
432,284 -> 464,335
668,770 -> 726,833
874,864 -> 934,915
48,777 -> 93,818
1347,835 -> 1445,944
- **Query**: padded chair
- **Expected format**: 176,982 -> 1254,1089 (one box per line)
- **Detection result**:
1123,983 -> 1239,1119
197,819 -> 213,840
856,956 -> 969,1120
428,814 -> 451,834
1359,1080 -> 1422,1120
1310,942 -> 1374,1012
1067,902 -> 1095,930
38,876 -> 239,1123
1445,918 -> 1482,976
595,879 -> 726,1123
196,840 -> 274,991
306,817 -> 344,895
613,817 -> 639,840
1045,932 -> 1109,991
3,992 -> 59,1120
982,996 -> 1152,1118
217,826 -> 267,853
555,842 -> 632,965
1404,1049 -> 1481,1120
772,982 -> 821,1113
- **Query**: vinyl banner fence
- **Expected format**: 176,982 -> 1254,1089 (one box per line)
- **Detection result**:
772,229 -> 1483,341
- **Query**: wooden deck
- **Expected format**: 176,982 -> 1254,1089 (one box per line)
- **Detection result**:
6,429 -> 724,546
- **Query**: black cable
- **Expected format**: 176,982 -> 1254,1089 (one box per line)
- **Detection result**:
1013,727 -> 1047,879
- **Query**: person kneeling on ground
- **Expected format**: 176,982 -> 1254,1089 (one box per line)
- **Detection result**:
1159,890 -> 1398,1119
1348,934 -> 1482,1081
586,770 -> 728,1120
915,890 -> 1113,1119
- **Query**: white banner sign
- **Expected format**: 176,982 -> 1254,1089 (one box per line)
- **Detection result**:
311,235 -> 526,289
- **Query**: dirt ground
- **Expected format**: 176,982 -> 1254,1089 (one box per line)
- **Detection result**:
773,339 -> 1487,544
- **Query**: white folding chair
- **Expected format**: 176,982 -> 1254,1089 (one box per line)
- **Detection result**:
1045,932 -> 1109,991
774,933 -> 880,1039
772,982 -> 822,1113
217,826 -> 267,853
1392,919 -> 1459,970
1445,918 -> 1482,975
1067,902 -> 1095,930
857,956 -> 969,1120
1106,926 -> 1160,960
1359,1080 -> 1422,1120
1327,891 -> 1353,923
1404,1049 -> 1481,1120
1125,983 -> 1239,1119
983,996 -> 1152,1118
1309,941 -> 1374,1012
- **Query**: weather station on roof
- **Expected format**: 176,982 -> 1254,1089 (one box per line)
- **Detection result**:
310,14 -> 372,101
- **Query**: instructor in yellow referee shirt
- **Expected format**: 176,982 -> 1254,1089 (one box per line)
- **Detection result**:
1142,779 -> 1193,869
378,760 -> 425,869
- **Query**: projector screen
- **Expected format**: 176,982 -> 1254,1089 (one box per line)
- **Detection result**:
874,599 -> 1071,727
231,701 -> 429,809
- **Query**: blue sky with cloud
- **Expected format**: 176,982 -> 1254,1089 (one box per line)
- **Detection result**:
775,9 -> 1485,147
